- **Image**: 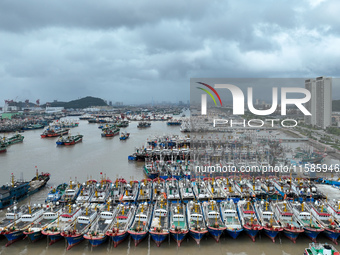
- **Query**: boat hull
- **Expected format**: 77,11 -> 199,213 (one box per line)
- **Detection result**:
24,230 -> 44,243
4,230 -> 25,246
304,228 -> 323,242
169,230 -> 188,246
225,228 -> 243,239
109,231 -> 129,248
84,234 -> 108,247
243,227 -> 261,242
207,226 -> 226,242
283,228 -> 303,243
189,229 -> 208,245
41,231 -> 63,245
128,231 -> 148,246
323,229 -> 340,245
149,231 -> 169,247
263,227 -> 281,242
62,234 -> 84,250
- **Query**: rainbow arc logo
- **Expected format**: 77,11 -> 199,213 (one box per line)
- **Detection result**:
196,82 -> 223,107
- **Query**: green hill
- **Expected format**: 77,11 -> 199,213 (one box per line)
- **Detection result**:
44,96 -> 107,109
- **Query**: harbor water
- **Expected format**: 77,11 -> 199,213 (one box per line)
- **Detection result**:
0,118 -> 339,254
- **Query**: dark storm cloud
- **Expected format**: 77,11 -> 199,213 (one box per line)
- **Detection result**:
1,0 -> 340,104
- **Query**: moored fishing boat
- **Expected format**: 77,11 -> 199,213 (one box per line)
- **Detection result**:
290,201 -> 324,242
59,180 -> 82,204
0,203 -> 23,235
179,178 -> 195,202
76,179 -> 96,203
137,178 -> 153,202
310,200 -> 340,244
128,202 -> 152,246
187,201 -> 208,244
3,204 -> 44,246
143,160 -> 159,179
121,180 -> 139,203
23,203 -> 63,243
84,202 -> 116,247
192,178 -> 212,201
169,203 -> 188,246
153,177 -> 167,201
216,176 -> 241,203
273,201 -> 304,243
237,200 -> 263,242
45,183 -> 67,203
106,203 -> 135,247
254,200 -> 283,242
90,178 -> 111,203
166,177 -> 181,201
304,242 -> 339,255
204,177 -> 227,202
220,199 -> 243,239
203,200 -> 226,242
149,196 -> 169,246
109,178 -> 126,204
41,204 -> 82,245
61,204 -> 99,250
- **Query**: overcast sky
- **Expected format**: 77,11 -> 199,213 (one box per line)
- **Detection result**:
1,0 -> 340,105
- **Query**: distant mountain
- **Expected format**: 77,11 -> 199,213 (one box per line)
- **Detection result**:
44,96 -> 107,109
333,100 -> 340,112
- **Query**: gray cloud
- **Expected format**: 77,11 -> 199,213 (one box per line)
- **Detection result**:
1,0 -> 340,105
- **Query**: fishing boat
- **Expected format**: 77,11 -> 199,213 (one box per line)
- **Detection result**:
254,200 -> 283,242
149,196 -> 169,246
327,200 -> 340,221
192,178 -> 212,201
45,183 -> 68,203
202,200 -> 226,242
179,178 -> 195,202
84,202 -> 116,247
153,178 -> 167,201
187,201 -> 208,244
166,160 -> 182,179
41,128 -> 69,138
76,179 -> 96,203
0,203 -> 23,235
59,180 -> 82,204
216,177 -> 241,203
119,132 -> 130,140
41,204 -> 82,245
23,203 -> 63,243
61,204 -> 99,250
237,200 -> 263,241
110,178 -> 126,204
290,201 -> 324,242
28,170 -> 50,196
4,133 -> 24,145
90,178 -> 111,203
166,178 -> 181,201
304,243 -> 339,255
121,180 -> 139,203
22,124 -> 45,130
106,203 -> 135,247
310,201 -> 340,244
247,178 -> 267,198
234,178 -> 256,199
101,128 -> 120,137
273,201 -> 304,243
137,122 -> 151,128
3,204 -> 44,246
137,178 -> 153,202
63,134 -> 83,146
220,200 -> 243,239
204,177 -> 227,202
169,203 -> 188,246
128,202 -> 152,246
143,160 -> 159,179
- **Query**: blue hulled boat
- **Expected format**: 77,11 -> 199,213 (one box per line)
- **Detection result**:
149,197 -> 169,246
128,203 -> 152,246
220,200 -> 243,239
187,201 -> 208,244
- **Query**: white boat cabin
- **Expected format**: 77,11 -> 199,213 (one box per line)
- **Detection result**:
154,208 -> 167,217
190,213 -> 203,222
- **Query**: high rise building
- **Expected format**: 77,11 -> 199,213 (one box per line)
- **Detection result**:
305,77 -> 332,129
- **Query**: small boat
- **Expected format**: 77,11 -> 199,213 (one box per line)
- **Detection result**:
166,178 -> 181,201
128,202 -> 153,246
149,196 -> 169,246
59,180 -> 82,204
61,204 -> 99,250
187,201 -> 208,244
203,200 -> 226,242
106,203 -> 135,247
290,201 -> 324,242
237,200 -> 263,242
84,202 -> 116,247
4,133 -> 24,146
254,200 -> 283,242
310,201 -> 340,244
3,204 -> 44,246
101,128 -> 120,137
304,243 -> 339,255
179,178 -> 195,202
273,201 -> 304,243
169,203 -> 188,246
23,203 -> 63,243
45,183 -> 67,203
137,179 -> 153,202
119,132 -> 130,140
41,204 -> 82,245
137,122 -> 151,128
63,135 -> 83,146
220,199 -> 243,239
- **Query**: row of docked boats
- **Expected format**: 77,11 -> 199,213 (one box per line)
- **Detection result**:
2,196 -> 340,249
